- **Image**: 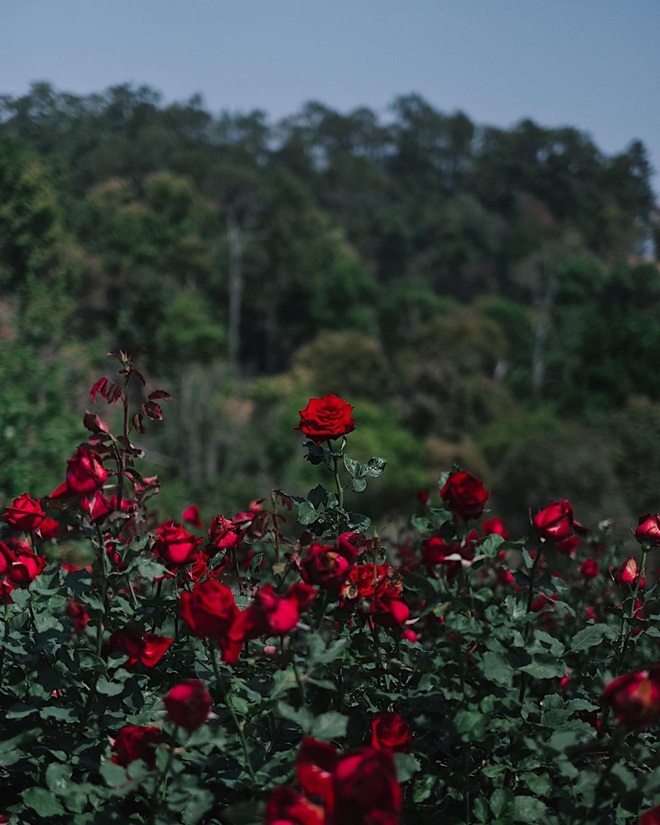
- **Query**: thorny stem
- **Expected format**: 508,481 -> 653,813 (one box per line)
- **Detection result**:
332,451 -> 344,510
616,546 -> 649,674
518,546 -> 544,704
207,642 -> 257,782
148,724 -> 179,825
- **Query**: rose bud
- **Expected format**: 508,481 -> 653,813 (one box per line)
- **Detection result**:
2,494 -> 45,532
482,517 -> 509,539
164,679 -> 212,730
111,725 -> 161,769
370,712 -> 413,753
614,556 -> 644,589
635,514 -> 660,547
181,504 -> 204,528
533,500 -> 575,542
440,471 -> 489,520
296,394 -> 356,443
601,666 -> 660,730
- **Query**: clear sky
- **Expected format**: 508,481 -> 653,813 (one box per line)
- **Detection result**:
3,1 -> 660,189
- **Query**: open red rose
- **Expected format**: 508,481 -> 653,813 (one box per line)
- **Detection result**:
2,494 -> 45,532
111,725 -> 161,769
440,471 -> 489,520
3,541 -> 46,585
331,747 -> 401,825
164,679 -> 212,730
370,712 -> 412,753
104,629 -> 172,669
300,532 -> 362,590
635,513 -> 660,547
152,521 -> 201,567
181,579 -> 240,639
264,786 -> 324,825
532,500 -> 574,542
297,394 -> 356,443
601,665 -> 660,730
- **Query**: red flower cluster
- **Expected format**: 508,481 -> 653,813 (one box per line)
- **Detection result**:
440,471 -> 489,520
601,665 -> 660,730
340,564 -> 410,628
297,394 -> 356,443
299,532 -> 364,590
0,538 -> 46,598
265,737 -> 401,825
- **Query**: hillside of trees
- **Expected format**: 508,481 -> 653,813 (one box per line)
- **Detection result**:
1,82 -> 659,536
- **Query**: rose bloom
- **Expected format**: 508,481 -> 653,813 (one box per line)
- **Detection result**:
1,540 -> 46,586
331,748 -> 401,825
65,600 -> 89,633
371,712 -> 412,753
2,493 -> 45,532
297,394 -> 356,443
641,804 -> 660,825
182,504 -> 204,528
601,666 -> 660,730
164,679 -> 212,730
440,471 -> 489,520
264,786 -> 323,825
152,521 -> 201,567
533,500 -> 576,542
635,513 -> 660,547
180,579 -> 240,639
300,532 -> 362,590
614,556 -> 644,589
104,629 -> 172,669
208,514 -> 242,551
482,517 -> 509,539
238,582 -> 317,640
111,725 -> 161,769
579,558 -> 599,579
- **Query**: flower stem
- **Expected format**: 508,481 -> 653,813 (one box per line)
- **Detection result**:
616,546 -> 649,673
148,725 -> 179,825
518,546 -> 544,704
332,452 -> 344,510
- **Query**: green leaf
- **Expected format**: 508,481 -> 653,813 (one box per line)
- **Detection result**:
411,515 -> 431,532
490,788 -> 512,818
343,455 -> 361,477
455,710 -> 487,740
307,484 -> 327,509
96,676 -> 126,696
46,762 -> 73,795
22,788 -> 66,816
100,759 -> 128,787
570,623 -> 615,652
481,651 -> 514,688
478,533 -> 504,558
310,711 -> 348,740
351,477 -> 367,492
181,788 -> 214,825
520,659 -> 565,680
297,501 -> 319,526
513,795 -> 547,821
394,752 -> 420,782
276,702 -> 314,733
364,457 -> 387,477
133,557 -> 169,581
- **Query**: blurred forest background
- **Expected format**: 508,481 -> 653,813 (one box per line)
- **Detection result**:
1,82 -> 659,536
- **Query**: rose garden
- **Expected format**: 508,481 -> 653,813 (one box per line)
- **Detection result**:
1,351 -> 660,824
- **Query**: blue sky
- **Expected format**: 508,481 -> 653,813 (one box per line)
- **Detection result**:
3,1 -> 660,188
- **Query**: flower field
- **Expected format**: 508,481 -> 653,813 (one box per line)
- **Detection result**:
1,352 -> 660,824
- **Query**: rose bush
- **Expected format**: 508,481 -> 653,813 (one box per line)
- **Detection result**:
0,353 -> 659,824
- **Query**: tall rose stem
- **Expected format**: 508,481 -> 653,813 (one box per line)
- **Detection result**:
518,546 -> 544,704
207,642 -> 257,782
148,724 -> 179,825
332,452 -> 344,510
616,547 -> 649,674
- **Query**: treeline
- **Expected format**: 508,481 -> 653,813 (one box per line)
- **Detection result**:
1,82 -> 659,534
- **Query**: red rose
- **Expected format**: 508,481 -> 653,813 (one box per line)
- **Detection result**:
264,786 -> 324,825
614,556 -> 644,589
641,804 -> 660,825
482,517 -> 509,539
181,579 -> 240,639
579,558 -> 599,579
297,737 -> 339,799
37,517 -> 59,539
300,532 -> 362,590
532,500 -> 574,542
5,542 -> 46,585
164,679 -> 212,730
370,712 -> 412,753
104,629 -> 172,669
111,725 -> 161,769
331,748 -> 401,825
2,494 -> 45,532
239,582 -> 316,640
66,445 -> 108,496
440,471 -> 489,520
601,666 -> 660,730
65,600 -> 89,633
635,514 -> 660,547
182,504 -> 203,529
208,514 -> 242,550
152,521 -> 201,567
297,394 -> 356,443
